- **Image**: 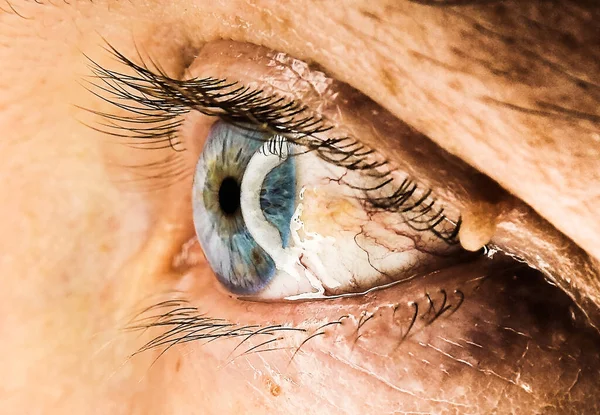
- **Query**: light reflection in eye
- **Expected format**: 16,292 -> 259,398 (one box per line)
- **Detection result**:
193,121 -> 472,300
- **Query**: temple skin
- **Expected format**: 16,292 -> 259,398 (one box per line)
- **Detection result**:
0,0 -> 599,414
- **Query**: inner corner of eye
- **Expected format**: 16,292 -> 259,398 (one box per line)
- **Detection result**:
188,120 -> 474,301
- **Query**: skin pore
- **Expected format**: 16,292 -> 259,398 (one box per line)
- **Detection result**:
0,0 -> 599,414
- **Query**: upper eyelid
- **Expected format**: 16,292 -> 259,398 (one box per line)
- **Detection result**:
83,46 -> 462,244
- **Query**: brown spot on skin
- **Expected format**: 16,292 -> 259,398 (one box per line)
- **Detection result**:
560,32 -> 580,50
494,3 -> 508,18
360,9 -> 381,22
263,376 -> 281,397
175,358 -> 181,373
277,15 -> 291,31
270,383 -> 281,397
447,79 -> 462,91
380,66 -> 399,96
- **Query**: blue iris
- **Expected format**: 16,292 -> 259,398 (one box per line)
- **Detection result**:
192,122 -> 296,295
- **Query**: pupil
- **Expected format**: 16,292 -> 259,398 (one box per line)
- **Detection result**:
218,177 -> 241,215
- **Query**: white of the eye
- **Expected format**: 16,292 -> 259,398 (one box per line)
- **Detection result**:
289,198 -> 342,291
240,136 -> 328,295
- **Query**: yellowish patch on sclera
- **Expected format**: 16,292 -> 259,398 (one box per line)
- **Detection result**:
300,188 -> 363,237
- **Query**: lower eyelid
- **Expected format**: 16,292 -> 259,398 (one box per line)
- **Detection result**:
127,255 -> 600,415
176,253 -> 499,331
136,250 -> 600,400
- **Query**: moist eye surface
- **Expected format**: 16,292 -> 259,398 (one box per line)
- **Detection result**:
192,121 -> 472,300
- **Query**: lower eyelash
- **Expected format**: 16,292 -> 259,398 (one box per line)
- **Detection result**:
127,299 -> 308,361
83,44 -> 461,243
127,288 -> 466,362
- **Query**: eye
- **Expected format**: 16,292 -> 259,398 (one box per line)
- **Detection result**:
85,43 -> 478,302
192,119 -> 472,300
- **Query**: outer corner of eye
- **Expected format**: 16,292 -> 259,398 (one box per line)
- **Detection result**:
190,119 -> 472,302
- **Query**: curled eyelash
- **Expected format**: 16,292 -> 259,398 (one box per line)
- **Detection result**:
126,299 -> 306,364
84,45 -> 461,243
126,289 -> 466,362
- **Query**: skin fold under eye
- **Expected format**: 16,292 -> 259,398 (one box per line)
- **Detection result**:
88,39 -> 600,413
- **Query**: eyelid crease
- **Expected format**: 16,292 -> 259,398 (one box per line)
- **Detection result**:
83,44 -> 462,244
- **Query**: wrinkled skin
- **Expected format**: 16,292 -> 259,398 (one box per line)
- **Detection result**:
0,1 -> 599,414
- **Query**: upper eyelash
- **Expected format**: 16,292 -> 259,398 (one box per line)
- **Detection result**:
83,45 -> 461,243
